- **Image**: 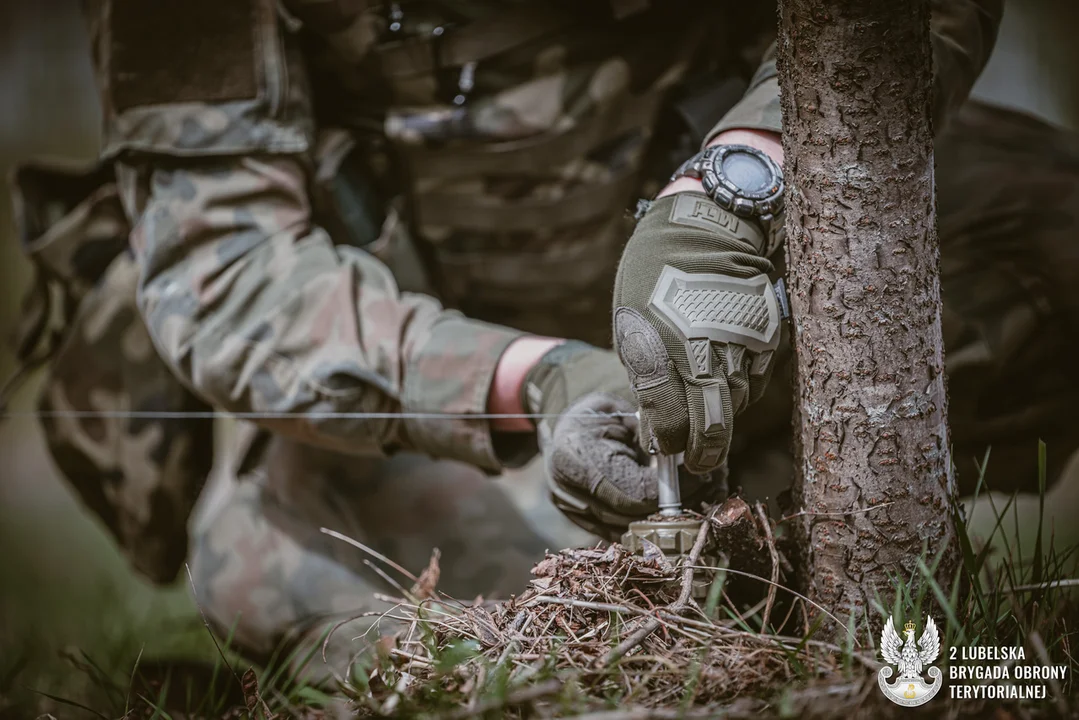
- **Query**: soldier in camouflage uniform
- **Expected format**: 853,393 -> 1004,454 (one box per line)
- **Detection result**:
8,0 -> 1052,675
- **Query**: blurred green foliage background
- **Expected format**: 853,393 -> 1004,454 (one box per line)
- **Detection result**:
1,0 -> 1078,707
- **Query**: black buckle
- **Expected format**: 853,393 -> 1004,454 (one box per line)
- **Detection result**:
634,198 -> 653,220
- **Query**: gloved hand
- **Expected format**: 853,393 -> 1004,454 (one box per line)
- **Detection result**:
523,341 -> 722,540
612,192 -> 784,474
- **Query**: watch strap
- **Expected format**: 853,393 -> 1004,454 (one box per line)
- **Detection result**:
671,152 -> 706,182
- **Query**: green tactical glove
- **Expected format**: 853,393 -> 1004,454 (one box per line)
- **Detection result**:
524,341 -> 721,540
612,192 -> 784,474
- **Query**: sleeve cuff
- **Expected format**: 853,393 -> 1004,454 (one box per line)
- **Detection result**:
401,315 -> 525,473
703,56 -> 782,147
704,77 -> 783,146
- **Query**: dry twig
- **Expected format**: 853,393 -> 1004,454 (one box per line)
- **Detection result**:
602,511 -> 712,667
320,503 -> 867,716
754,501 -> 780,632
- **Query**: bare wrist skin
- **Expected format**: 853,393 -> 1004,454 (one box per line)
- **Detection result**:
657,129 -> 784,199
488,336 -> 566,431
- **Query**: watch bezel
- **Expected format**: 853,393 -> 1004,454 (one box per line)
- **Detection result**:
698,144 -> 785,218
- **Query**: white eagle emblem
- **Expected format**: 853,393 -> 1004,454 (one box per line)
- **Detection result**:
877,615 -> 943,706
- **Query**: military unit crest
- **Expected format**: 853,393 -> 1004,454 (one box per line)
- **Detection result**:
878,614 -> 944,706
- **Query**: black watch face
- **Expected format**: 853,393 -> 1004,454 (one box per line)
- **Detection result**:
722,150 -> 775,199
701,145 -> 784,215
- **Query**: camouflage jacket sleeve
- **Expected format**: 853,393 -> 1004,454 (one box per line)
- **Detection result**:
84,0 -> 524,472
708,0 -> 1004,142
116,157 -> 522,473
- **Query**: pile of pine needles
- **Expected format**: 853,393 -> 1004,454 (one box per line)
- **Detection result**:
323,499 -> 883,718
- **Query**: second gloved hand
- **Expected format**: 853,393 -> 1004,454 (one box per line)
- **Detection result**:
523,341 -> 722,540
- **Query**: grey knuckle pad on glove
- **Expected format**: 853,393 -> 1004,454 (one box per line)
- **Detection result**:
612,192 -> 783,474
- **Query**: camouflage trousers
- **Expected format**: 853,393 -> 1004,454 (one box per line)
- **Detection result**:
188,427 -> 596,677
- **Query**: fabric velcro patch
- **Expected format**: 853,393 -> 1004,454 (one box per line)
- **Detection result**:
110,0 -> 260,112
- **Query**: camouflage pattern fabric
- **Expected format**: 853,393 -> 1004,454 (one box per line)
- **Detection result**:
85,0 -> 758,482
188,431 -> 587,676
6,161 -> 214,584
116,153 -> 521,471
40,252 -> 215,582
5,0 -> 1009,629
81,0 -> 314,159
937,102 -> 1079,494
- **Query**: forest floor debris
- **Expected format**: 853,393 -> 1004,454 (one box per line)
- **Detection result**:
319,498 -> 888,718
8,493 -> 1079,718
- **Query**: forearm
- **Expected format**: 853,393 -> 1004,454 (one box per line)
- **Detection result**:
696,0 -> 1001,161
121,154 -> 523,471
488,336 -> 566,432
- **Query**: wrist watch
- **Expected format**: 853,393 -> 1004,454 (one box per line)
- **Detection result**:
670,144 -> 787,257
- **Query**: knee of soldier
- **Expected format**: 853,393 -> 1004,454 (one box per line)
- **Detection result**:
188,471 -> 385,668
189,523 -> 388,679
187,481 -> 297,663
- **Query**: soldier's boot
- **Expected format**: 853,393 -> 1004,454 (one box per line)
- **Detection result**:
188,429 -> 595,683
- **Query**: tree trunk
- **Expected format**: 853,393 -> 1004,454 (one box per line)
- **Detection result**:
776,0 -> 958,631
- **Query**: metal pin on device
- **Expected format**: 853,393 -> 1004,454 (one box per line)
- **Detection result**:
626,415 -> 707,598
638,412 -> 684,516
654,452 -> 683,516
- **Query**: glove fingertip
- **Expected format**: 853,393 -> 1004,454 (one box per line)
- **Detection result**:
684,429 -> 733,473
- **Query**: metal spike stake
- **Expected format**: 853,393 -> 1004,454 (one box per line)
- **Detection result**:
637,411 -> 684,516
655,451 -> 683,516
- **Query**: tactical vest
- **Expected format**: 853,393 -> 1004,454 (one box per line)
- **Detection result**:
302,0 -> 768,344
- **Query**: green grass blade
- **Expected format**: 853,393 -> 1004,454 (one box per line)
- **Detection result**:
124,645 -> 145,719
916,557 -> 963,643
30,689 -> 111,720
974,491 -> 1020,577
1033,440 -> 1047,586
973,447 -> 992,504
137,691 -> 174,720
149,671 -> 174,720
704,560 -> 727,620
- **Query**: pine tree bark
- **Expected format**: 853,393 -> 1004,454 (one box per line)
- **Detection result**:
776,0 -> 958,630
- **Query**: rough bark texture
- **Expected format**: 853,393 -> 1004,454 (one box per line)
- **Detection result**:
776,0 -> 958,630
